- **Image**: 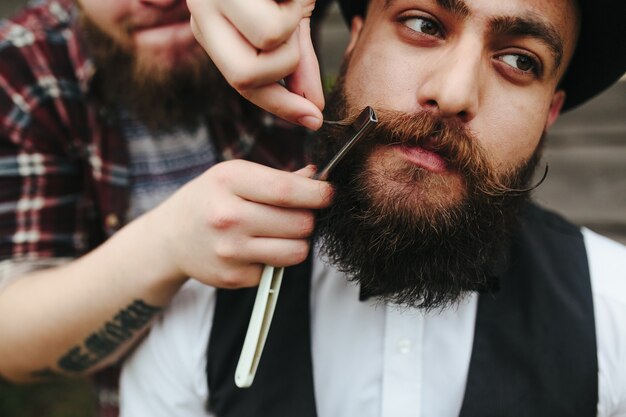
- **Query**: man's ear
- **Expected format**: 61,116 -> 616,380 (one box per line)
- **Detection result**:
345,16 -> 364,56
545,90 -> 566,130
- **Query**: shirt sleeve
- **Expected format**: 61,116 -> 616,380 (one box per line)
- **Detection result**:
120,279 -> 217,417
583,229 -> 626,417
0,17 -> 97,264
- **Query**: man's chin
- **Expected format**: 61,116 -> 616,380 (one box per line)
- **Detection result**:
313,135 -> 529,311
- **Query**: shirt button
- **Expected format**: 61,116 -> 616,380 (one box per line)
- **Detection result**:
397,338 -> 413,354
105,213 -> 120,230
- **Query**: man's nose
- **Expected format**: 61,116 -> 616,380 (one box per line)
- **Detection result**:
139,0 -> 181,9
416,42 -> 482,123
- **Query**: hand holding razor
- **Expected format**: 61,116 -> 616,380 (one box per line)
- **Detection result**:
234,106 -> 378,388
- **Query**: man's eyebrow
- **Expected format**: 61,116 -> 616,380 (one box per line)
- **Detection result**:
382,2 -> 563,70
490,15 -> 564,70
384,0 -> 470,18
435,0 -> 470,18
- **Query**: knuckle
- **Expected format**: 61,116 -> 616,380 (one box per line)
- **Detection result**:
254,26 -> 287,51
291,241 -> 310,264
210,160 -> 227,172
228,67 -> 259,92
320,184 -> 335,207
210,161 -> 245,188
299,212 -> 315,236
206,208 -> 239,230
270,179 -> 295,206
220,268 -> 258,289
219,270 -> 245,289
214,241 -> 238,263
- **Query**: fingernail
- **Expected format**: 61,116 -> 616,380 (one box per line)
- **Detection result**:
298,116 -> 322,131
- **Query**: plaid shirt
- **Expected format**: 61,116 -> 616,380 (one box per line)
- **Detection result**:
0,0 -> 309,415
0,0 -> 308,264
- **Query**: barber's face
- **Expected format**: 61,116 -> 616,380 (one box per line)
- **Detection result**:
76,0 -> 200,70
341,0 -> 578,207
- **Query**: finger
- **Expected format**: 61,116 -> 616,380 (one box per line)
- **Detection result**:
242,83 -> 323,129
227,163 -> 333,208
189,16 -> 207,50
218,0 -> 302,51
237,201 -> 315,239
242,237 -> 311,267
187,0 -> 215,49
285,18 -> 325,112
213,263 -> 264,289
298,0 -> 317,18
195,11 -> 302,91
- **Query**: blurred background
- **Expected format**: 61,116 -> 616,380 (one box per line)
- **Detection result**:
0,6 -> 93,417
1,1 -> 625,416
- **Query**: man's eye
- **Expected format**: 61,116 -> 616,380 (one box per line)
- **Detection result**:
499,54 -> 538,73
403,17 -> 442,37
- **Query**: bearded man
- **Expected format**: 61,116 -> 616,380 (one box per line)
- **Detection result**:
119,0 -> 626,415
0,0 -> 336,415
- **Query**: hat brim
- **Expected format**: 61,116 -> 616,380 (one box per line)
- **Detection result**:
336,0 -> 626,111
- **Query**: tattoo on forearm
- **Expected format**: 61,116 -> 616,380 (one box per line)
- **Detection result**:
31,300 -> 161,377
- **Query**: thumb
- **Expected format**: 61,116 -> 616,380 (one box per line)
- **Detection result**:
285,18 -> 325,114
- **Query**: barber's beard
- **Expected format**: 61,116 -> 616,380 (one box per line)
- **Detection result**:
78,12 -> 228,132
313,82 -> 542,310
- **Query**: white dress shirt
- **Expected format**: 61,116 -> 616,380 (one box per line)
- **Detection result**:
120,228 -> 626,417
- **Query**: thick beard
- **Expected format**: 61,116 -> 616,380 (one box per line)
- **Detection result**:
313,79 -> 542,311
78,12 -> 230,132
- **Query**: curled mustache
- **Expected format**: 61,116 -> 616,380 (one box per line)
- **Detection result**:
319,108 -> 546,195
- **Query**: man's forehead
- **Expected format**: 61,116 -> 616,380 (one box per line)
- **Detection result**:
376,0 -> 577,31
383,0 -> 470,17
380,0 -> 575,14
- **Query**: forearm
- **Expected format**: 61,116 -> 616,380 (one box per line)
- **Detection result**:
0,160 -> 333,382
0,213 -> 187,382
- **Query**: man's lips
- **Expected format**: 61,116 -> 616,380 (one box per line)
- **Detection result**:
395,144 -> 449,173
132,19 -> 189,32
130,16 -> 195,47
130,13 -> 190,32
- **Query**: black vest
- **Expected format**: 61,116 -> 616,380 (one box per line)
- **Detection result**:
206,205 -> 598,417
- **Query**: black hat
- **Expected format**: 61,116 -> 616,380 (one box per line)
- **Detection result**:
336,0 -> 626,111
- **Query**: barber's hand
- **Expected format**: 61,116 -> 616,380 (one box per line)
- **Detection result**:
187,0 -> 325,131
149,161 -> 332,289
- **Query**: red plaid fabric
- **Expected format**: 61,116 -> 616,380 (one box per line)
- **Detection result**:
0,0 -> 309,261
0,0 -> 309,415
